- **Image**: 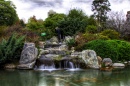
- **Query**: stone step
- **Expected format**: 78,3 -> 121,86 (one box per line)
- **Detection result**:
40,49 -> 67,55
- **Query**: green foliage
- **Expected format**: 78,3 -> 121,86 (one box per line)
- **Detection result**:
53,55 -> 63,61
74,33 -> 87,51
100,29 -> 120,39
43,13 -> 66,39
92,0 -> 111,29
87,16 -> 97,26
0,0 -> 19,26
0,26 -> 7,36
27,16 -> 44,31
26,16 -> 48,41
19,19 -> 26,28
83,33 -> 98,41
83,40 -> 130,62
58,9 -> 88,36
86,25 -> 97,33
66,38 -> 76,49
0,33 -> 25,64
107,40 -> 130,61
97,34 -> 110,40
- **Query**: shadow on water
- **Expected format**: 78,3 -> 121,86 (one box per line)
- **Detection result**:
0,66 -> 130,86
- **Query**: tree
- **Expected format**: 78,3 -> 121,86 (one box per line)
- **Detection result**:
92,0 -> 111,30
0,0 -> 19,26
27,15 -> 44,31
44,13 -> 66,38
58,9 -> 88,36
106,11 -> 125,33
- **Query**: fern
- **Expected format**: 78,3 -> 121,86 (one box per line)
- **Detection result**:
0,33 -> 25,64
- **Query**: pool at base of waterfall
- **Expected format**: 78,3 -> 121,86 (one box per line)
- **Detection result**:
0,66 -> 130,86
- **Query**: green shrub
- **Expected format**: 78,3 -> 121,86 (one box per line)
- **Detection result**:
86,25 -> 97,34
97,34 -> 110,40
115,40 -> 130,61
75,33 -> 87,51
83,33 -> 98,41
100,29 -> 120,39
82,40 -> 130,62
66,38 -> 77,49
0,33 -> 25,64
0,26 -> 7,40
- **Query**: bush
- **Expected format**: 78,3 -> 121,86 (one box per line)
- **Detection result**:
82,40 -> 130,62
75,33 -> 87,51
97,34 -> 110,40
86,25 -> 97,34
83,33 -> 98,41
0,33 -> 25,64
0,26 -> 7,35
100,29 -> 120,39
3,25 -> 40,44
66,38 -> 76,49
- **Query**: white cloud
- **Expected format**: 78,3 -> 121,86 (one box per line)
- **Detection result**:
10,0 -> 129,22
110,0 -> 130,15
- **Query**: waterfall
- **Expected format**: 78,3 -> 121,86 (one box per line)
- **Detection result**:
69,62 -> 75,69
35,63 -> 56,72
75,64 -> 80,69
38,63 -> 55,69
64,61 -> 68,69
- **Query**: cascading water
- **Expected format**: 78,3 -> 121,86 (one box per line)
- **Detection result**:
64,61 -> 68,69
38,63 -> 55,69
69,62 -> 75,69
35,42 -> 82,71
35,63 -> 56,72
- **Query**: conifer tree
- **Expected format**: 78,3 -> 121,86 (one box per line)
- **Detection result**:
92,0 -> 111,30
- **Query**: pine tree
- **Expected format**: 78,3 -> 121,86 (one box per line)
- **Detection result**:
92,0 -> 111,30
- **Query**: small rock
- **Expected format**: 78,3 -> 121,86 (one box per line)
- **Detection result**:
97,56 -> 102,67
102,58 -> 112,67
112,63 -> 125,68
4,64 -> 16,69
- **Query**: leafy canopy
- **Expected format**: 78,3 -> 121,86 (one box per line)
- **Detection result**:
58,9 -> 88,36
0,0 -> 19,26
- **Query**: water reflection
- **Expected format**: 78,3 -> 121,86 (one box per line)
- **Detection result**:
0,67 -> 130,86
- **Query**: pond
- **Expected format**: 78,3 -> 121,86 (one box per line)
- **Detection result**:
0,66 -> 130,86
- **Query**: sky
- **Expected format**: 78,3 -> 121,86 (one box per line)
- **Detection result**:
10,0 -> 130,22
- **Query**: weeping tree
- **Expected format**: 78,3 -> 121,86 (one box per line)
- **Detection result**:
92,0 -> 111,31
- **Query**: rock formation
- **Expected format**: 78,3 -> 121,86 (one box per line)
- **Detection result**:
17,43 -> 38,69
81,50 -> 100,69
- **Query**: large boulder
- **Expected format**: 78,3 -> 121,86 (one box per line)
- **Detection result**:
81,50 -> 100,69
17,43 -> 38,69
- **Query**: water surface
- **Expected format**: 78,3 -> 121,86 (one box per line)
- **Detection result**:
0,67 -> 130,86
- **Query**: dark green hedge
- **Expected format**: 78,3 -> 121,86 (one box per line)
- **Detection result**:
82,40 -> 130,61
